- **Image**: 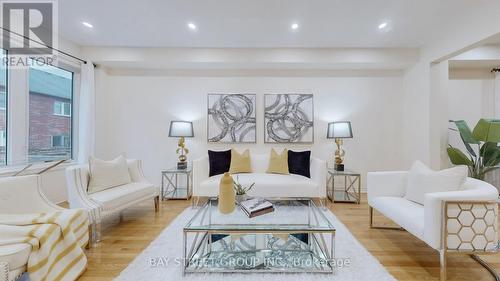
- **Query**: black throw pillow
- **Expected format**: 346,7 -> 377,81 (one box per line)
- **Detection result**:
208,150 -> 232,177
288,150 -> 311,178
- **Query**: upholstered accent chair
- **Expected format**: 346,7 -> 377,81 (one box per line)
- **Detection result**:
367,171 -> 499,280
65,159 -> 159,244
0,175 -> 75,281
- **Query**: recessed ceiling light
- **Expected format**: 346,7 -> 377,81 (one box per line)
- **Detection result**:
187,22 -> 197,30
378,22 -> 388,30
82,21 -> 93,28
291,23 -> 299,30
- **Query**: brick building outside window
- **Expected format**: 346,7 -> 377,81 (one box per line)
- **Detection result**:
28,67 -> 73,163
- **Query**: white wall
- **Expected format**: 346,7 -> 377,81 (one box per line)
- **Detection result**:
430,61 -> 452,169
448,79 -> 495,125
401,61 -> 431,167
448,78 -> 495,152
94,73 -> 406,190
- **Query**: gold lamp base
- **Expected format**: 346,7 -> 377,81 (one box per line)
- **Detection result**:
176,137 -> 188,170
334,138 -> 346,171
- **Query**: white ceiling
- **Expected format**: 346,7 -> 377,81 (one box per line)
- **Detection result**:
59,0 -> 490,48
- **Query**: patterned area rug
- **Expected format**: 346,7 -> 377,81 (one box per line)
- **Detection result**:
114,207 -> 395,281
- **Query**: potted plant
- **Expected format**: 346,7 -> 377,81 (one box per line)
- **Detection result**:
233,176 -> 255,203
447,119 -> 500,180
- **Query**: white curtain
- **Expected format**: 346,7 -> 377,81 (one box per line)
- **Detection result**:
77,61 -> 96,163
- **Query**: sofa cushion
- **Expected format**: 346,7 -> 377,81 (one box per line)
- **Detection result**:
370,196 -> 425,240
199,173 -> 319,197
267,149 -> 289,175
251,154 -> 269,173
88,155 -> 132,194
288,150 -> 311,178
0,243 -> 31,270
89,182 -> 156,211
405,161 -> 467,205
208,150 -> 231,177
229,149 -> 252,174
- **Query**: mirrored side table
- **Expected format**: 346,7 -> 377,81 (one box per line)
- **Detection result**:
161,166 -> 192,200
327,169 -> 361,204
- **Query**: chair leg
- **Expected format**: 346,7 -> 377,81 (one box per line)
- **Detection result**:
85,226 -> 91,249
369,206 -> 373,228
154,195 -> 160,212
89,222 -> 102,245
440,250 -> 447,281
88,223 -> 100,247
87,224 -> 94,248
369,206 -> 404,230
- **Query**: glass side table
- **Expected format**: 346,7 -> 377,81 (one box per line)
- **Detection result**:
161,166 -> 192,200
327,169 -> 361,204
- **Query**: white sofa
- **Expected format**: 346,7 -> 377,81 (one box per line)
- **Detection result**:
0,175 -> 88,281
65,159 -> 159,244
367,171 -> 499,280
193,153 -> 327,201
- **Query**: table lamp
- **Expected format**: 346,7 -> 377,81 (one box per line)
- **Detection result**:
327,121 -> 353,171
169,121 -> 194,169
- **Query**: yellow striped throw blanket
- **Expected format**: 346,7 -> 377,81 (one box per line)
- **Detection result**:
0,209 -> 89,281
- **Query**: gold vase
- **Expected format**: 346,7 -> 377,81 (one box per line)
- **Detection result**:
218,172 -> 235,214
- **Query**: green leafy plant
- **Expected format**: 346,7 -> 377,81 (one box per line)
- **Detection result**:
233,176 -> 255,195
447,119 -> 500,180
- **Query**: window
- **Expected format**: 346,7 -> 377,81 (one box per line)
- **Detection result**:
0,49 -> 6,166
53,101 -> 71,117
29,65 -> 73,163
0,131 -> 5,147
0,92 -> 6,110
51,135 -> 70,147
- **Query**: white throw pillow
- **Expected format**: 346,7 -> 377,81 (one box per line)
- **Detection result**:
87,155 -> 132,194
404,161 -> 468,205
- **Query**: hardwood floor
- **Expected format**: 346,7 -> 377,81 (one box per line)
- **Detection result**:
77,195 -> 500,281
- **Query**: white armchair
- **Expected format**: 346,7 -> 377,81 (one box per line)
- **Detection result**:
367,171 -> 499,280
65,159 -> 159,244
0,175 -> 70,281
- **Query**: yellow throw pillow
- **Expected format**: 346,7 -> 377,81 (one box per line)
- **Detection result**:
267,148 -> 289,174
229,149 -> 252,174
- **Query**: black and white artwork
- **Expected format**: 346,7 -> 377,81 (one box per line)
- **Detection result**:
264,94 -> 314,143
208,94 -> 256,143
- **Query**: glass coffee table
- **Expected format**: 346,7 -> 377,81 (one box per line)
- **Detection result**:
183,198 -> 336,274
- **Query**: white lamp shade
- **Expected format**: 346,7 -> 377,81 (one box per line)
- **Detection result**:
327,121 -> 353,138
169,121 -> 194,137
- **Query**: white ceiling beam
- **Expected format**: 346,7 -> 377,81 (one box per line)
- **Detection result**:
82,47 -> 419,70
451,45 -> 500,61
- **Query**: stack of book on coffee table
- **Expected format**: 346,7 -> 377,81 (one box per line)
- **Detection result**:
240,198 -> 274,218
